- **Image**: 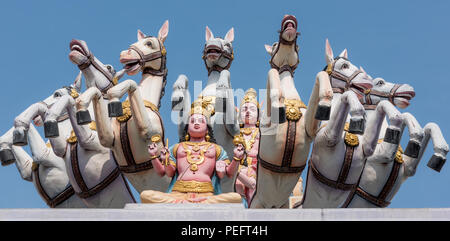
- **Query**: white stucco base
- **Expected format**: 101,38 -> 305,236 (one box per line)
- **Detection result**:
0,204 -> 449,221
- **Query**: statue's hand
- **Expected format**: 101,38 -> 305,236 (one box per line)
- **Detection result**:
160,147 -> 169,161
216,161 -> 227,173
148,142 -> 159,158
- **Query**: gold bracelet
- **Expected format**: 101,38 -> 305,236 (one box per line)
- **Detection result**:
150,155 -> 160,160
233,156 -> 243,162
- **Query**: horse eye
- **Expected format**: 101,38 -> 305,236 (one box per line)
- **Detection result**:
54,92 -> 61,97
376,80 -> 385,86
342,63 -> 349,69
146,41 -> 152,47
107,65 -> 111,70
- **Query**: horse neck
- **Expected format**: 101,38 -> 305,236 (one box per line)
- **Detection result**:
139,73 -> 164,107
280,71 -> 300,100
320,92 -> 349,126
200,71 -> 221,97
58,117 -> 75,140
82,60 -> 111,90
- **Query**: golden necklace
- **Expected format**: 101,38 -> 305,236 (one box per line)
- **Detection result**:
182,142 -> 212,172
240,127 -> 259,151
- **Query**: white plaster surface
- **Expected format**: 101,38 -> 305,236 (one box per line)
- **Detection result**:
0,204 -> 449,221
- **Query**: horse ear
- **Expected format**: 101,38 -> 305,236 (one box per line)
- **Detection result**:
264,44 -> 273,55
73,71 -> 82,92
137,29 -> 146,41
339,49 -> 348,59
224,27 -> 234,43
158,20 -> 169,43
360,66 -> 372,79
325,39 -> 334,65
205,26 -> 214,41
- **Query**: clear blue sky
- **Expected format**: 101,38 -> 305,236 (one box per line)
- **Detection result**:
0,0 -> 449,208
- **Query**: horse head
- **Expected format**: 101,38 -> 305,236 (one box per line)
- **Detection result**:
35,73 -> 82,126
69,39 -> 123,93
264,15 -> 300,76
360,68 -> 415,109
119,20 -> 169,76
12,73 -> 81,147
324,39 -> 373,100
203,26 -> 234,75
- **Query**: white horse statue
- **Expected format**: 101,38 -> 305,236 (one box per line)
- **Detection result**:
344,75 -> 448,208
171,26 -> 240,192
250,15 -> 334,208
76,21 -> 171,194
42,46 -> 136,208
5,76 -> 86,208
299,42 -> 423,208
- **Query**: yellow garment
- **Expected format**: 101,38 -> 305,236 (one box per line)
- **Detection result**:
140,190 -> 242,204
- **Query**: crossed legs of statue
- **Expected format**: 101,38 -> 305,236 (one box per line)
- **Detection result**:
141,190 -> 242,204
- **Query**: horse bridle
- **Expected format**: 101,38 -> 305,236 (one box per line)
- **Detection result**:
128,36 -> 167,77
77,52 -> 116,93
325,57 -> 363,94
269,24 -> 300,76
202,43 -> 234,75
128,36 -> 168,109
326,58 -> 402,109
363,84 -> 402,110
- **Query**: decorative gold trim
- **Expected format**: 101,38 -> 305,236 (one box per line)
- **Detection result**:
240,88 -> 259,109
173,143 -> 180,159
66,122 -> 97,143
326,63 -> 333,75
70,89 -> 79,99
284,99 -> 307,121
151,134 -> 162,143
394,146 -> 404,164
377,138 -> 404,163
172,180 -> 214,193
233,135 -> 245,147
181,142 -> 212,172
344,132 -> 359,147
117,100 -> 159,123
46,142 -> 52,148
214,144 -> 221,160
32,162 -> 39,172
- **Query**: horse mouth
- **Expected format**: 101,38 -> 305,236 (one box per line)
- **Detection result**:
205,45 -> 222,60
120,58 -> 141,73
70,39 -> 88,56
394,91 -> 415,107
395,91 -> 415,100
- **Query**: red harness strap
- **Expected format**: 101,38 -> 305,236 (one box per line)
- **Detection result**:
33,165 -> 75,208
70,143 -> 121,199
258,120 -> 306,173
349,160 -> 401,208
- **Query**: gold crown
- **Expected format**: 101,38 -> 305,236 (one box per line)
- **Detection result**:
190,99 -> 212,118
240,88 -> 259,109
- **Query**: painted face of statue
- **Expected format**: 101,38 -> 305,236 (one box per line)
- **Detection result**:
240,102 -> 258,125
188,114 -> 208,138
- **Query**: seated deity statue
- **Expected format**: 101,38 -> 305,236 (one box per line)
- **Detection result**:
233,88 -> 260,207
140,100 -> 245,204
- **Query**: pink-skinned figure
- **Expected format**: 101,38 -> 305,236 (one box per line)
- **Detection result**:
233,88 -> 260,207
140,100 -> 244,204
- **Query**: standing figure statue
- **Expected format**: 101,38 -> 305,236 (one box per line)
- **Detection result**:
171,26 -> 240,193
140,100 -> 244,204
250,15 -> 333,208
234,88 -> 260,207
